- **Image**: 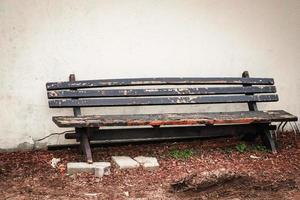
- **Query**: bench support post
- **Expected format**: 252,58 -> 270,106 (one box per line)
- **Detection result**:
242,71 -> 258,111
242,71 -> 277,153
259,127 -> 277,153
77,128 -> 93,163
70,74 -> 93,163
240,71 -> 259,142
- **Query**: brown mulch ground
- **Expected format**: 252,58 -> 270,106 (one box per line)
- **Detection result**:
0,132 -> 300,200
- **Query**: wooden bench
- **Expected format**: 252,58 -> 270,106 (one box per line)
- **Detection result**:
46,71 -> 297,163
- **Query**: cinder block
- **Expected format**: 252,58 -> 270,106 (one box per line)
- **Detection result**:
134,156 -> 159,170
111,156 -> 140,169
94,167 -> 104,178
94,162 -> 111,176
67,162 -> 111,176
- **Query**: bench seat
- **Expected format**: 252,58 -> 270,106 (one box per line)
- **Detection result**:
53,110 -> 297,128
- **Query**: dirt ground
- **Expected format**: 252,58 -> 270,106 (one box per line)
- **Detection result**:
0,132 -> 300,200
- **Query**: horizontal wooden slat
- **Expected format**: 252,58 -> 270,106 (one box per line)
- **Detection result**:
52,110 -> 297,127
47,86 -> 276,99
46,77 -> 274,90
48,94 -> 278,108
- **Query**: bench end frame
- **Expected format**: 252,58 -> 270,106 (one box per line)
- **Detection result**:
70,74 -> 93,163
242,71 -> 277,153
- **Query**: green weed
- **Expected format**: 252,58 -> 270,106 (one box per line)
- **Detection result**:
169,149 -> 193,159
252,144 -> 268,152
236,143 -> 247,153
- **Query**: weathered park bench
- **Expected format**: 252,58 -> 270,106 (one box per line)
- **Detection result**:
46,71 -> 297,163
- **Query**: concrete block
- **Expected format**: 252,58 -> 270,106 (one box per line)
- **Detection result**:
33,141 -> 48,150
134,156 -> 159,170
94,167 -> 104,178
94,162 -> 111,176
67,162 -> 111,175
17,142 -> 34,151
112,156 -> 140,169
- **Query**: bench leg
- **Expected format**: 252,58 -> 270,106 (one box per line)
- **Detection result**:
77,128 -> 93,163
260,129 -> 277,154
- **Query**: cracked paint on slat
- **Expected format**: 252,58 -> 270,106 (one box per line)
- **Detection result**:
52,110 -> 297,128
48,94 -> 279,107
46,77 -> 275,90
47,86 -> 276,99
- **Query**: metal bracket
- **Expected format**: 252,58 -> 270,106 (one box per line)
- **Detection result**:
275,121 -> 288,140
275,121 -> 299,143
289,122 -> 300,140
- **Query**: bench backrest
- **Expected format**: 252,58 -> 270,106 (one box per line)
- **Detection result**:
46,72 -> 278,109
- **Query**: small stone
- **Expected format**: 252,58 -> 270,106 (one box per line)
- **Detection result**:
112,156 -> 140,169
250,155 -> 260,159
134,156 -> 159,170
51,158 -> 61,168
68,174 -> 76,179
84,193 -> 98,196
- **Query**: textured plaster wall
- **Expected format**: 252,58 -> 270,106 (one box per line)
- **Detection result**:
0,0 -> 299,150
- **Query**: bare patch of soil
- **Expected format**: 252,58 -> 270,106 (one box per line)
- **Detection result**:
0,132 -> 299,199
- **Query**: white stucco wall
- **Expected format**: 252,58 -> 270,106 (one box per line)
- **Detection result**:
0,0 -> 299,150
